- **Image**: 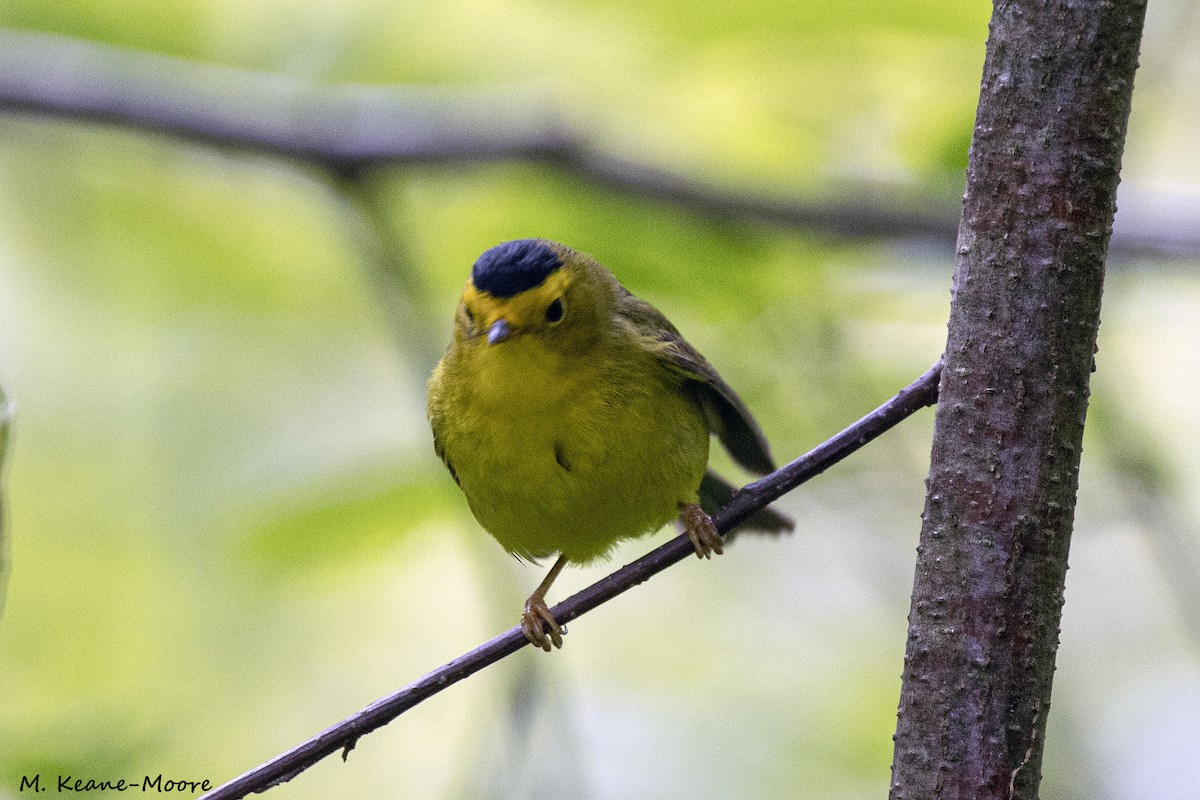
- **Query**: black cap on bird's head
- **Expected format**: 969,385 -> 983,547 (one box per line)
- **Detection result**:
472,239 -> 563,298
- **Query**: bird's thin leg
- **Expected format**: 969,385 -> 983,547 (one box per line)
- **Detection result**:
522,555 -> 568,651
679,502 -> 723,559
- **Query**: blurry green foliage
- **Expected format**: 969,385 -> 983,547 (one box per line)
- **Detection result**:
0,383 -> 10,616
240,466 -> 461,576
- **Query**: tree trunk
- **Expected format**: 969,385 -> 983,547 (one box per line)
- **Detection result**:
890,1 -> 1147,799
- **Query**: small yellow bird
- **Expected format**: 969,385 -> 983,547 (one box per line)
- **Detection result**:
428,239 -> 790,650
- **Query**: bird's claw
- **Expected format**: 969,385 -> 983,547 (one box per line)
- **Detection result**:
522,595 -> 564,651
680,503 -> 723,559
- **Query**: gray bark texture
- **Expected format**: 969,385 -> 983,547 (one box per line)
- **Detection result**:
890,1 -> 1147,799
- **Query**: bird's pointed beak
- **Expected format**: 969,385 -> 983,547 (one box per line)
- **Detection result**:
487,318 -> 513,345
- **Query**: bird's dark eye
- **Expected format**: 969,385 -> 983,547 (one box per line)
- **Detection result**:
545,298 -> 564,323
463,306 -> 475,325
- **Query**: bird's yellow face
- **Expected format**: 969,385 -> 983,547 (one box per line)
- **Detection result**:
457,267 -> 574,348
448,241 -> 619,411
452,242 -> 618,368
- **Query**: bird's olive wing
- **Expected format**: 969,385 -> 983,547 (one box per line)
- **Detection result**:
428,369 -> 461,487
432,427 -> 460,487
619,292 -> 776,475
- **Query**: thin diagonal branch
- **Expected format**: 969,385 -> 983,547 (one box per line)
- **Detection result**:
3,29 -> 1196,259
199,359 -> 943,800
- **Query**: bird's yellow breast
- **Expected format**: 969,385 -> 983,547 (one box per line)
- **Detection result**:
430,332 -> 709,563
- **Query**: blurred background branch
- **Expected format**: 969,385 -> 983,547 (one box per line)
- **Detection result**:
2,28 -> 1197,260
0,29 -> 570,168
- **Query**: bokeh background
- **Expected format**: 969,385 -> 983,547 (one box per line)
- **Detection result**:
2,1 -> 1199,798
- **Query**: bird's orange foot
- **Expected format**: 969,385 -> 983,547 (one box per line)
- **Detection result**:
522,595 -> 564,652
680,502 -> 723,559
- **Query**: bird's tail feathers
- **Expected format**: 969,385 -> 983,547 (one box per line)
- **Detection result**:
698,470 -> 793,540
